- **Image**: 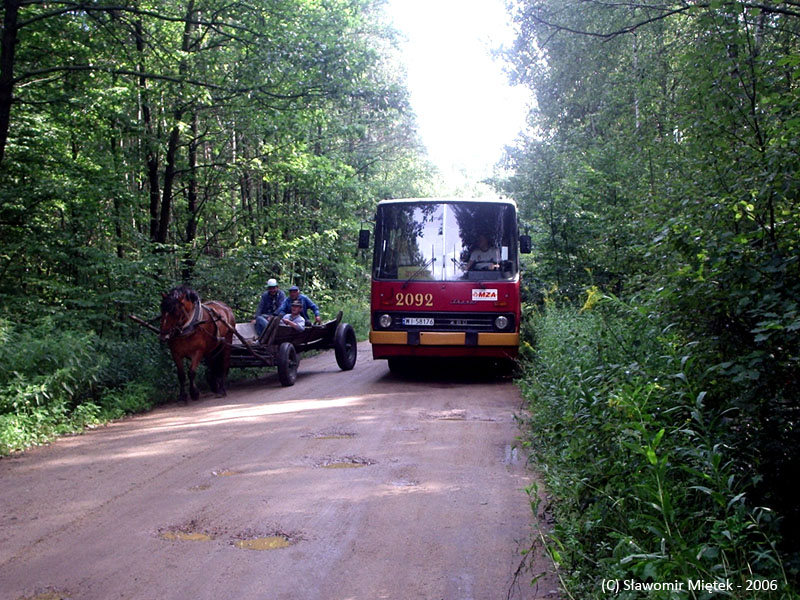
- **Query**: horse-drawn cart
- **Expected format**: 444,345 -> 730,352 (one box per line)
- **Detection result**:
229,311 -> 357,386
131,288 -> 358,398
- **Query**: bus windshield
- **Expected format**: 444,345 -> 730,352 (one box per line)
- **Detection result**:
373,201 -> 519,282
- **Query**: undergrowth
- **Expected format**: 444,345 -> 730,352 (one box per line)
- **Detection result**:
518,296 -> 797,599
0,317 -> 172,455
315,290 -> 370,340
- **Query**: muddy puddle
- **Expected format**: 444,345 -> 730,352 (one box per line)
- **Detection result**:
158,518 -> 217,543
231,527 -> 301,551
212,469 -> 241,477
315,456 -> 375,469
160,531 -> 213,542
389,478 -> 419,487
234,536 -> 291,551
420,409 -> 466,421
302,429 -> 357,440
17,592 -> 70,600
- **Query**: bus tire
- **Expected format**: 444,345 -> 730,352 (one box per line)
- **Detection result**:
277,342 -> 298,386
334,323 -> 357,371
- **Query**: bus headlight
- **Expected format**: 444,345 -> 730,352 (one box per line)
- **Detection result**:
379,314 -> 393,328
494,315 -> 509,330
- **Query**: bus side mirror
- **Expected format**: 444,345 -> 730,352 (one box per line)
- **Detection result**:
358,229 -> 370,249
520,235 -> 532,254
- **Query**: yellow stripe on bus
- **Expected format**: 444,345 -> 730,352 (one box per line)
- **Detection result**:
370,331 -> 407,344
420,332 -> 465,345
370,330 -> 519,347
478,333 -> 519,346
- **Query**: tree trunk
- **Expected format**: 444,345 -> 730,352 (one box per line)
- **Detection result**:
182,111 -> 199,282
133,17 -> 162,242
158,123 -> 181,244
157,0 -> 196,244
0,0 -> 21,167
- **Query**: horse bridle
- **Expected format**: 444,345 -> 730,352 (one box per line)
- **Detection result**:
162,298 -> 203,340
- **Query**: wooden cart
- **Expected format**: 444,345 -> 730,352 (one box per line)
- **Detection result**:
229,311 -> 357,386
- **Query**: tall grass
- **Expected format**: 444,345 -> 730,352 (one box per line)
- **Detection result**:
518,297 -> 795,599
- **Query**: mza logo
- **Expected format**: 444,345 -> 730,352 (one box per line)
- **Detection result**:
472,288 -> 498,301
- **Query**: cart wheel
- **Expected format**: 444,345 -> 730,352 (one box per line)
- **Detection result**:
277,342 -> 298,386
334,323 -> 357,371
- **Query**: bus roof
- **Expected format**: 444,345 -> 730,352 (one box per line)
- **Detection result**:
377,197 -> 517,208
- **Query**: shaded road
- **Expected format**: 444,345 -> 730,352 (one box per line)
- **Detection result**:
0,342 -> 557,600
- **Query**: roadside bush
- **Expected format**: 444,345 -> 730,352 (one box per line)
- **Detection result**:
519,297 -> 794,599
0,317 -> 101,415
97,381 -> 158,420
94,334 -> 173,392
0,317 -> 168,455
331,291 -> 370,340
0,407 -> 70,454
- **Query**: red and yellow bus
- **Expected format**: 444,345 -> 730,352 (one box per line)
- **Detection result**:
360,197 -> 530,373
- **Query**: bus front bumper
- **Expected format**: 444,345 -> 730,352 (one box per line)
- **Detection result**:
369,330 -> 519,358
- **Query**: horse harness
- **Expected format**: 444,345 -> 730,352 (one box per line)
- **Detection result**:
175,301 -> 228,351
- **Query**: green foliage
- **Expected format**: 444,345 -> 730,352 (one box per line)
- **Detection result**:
0,317 -> 101,414
332,290 -> 371,341
1,0 -> 431,311
0,316 -> 171,455
97,382 -> 161,420
504,1 -> 800,592
519,299 -> 795,598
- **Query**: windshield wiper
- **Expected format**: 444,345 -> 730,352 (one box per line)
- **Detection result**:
401,257 -> 436,289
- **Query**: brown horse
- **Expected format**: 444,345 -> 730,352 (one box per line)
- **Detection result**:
159,286 -> 235,403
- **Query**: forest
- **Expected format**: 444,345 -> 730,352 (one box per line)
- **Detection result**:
0,0 -> 433,442
1,0 -> 798,598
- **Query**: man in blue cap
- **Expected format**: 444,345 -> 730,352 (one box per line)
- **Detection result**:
278,285 -> 321,325
252,278 -> 286,336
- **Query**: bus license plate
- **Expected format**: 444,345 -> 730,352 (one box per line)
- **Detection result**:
403,317 -> 434,326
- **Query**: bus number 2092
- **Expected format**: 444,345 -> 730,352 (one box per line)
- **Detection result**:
395,292 -> 434,307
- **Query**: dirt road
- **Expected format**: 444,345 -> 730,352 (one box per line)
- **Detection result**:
0,342 -> 557,600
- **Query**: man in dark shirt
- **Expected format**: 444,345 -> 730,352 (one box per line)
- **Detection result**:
252,278 -> 286,336
278,285 -> 321,324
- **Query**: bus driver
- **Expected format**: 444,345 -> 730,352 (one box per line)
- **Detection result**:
466,234 -> 500,271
